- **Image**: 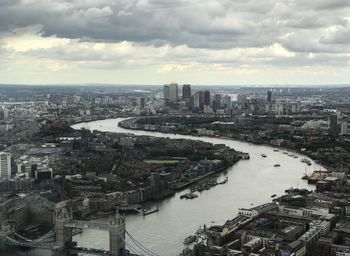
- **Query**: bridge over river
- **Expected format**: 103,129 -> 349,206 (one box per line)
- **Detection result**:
0,200 -> 159,256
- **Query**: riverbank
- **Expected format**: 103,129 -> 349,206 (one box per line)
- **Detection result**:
74,116 -> 315,172
118,117 -> 327,173
70,117 -> 245,202
126,115 -> 350,172
173,165 -> 235,191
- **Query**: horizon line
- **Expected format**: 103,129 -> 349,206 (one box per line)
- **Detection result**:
1,83 -> 350,88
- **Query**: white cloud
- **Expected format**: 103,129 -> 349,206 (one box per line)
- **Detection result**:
0,0 -> 350,85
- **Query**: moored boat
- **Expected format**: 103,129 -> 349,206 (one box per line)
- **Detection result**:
301,158 -> 311,165
180,193 -> 199,199
183,235 -> 197,244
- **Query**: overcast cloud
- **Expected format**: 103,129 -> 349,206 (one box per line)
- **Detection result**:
0,0 -> 350,85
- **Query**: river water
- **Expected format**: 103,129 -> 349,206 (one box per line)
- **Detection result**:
7,118 -> 324,256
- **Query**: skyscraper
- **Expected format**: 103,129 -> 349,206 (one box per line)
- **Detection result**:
329,114 -> 338,137
189,95 -> 195,111
204,90 -> 210,106
182,84 -> 191,99
164,83 -> 178,103
267,91 -> 272,102
169,83 -> 178,102
223,95 -> 231,107
164,85 -> 170,101
341,120 -> 348,135
138,97 -> 145,110
213,94 -> 222,112
0,152 -> 11,180
194,91 -> 204,111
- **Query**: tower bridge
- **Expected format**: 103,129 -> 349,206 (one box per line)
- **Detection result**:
1,198 -> 160,256
54,201 -> 125,256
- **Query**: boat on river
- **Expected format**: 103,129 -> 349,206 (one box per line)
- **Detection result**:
301,158 -> 312,166
143,207 -> 159,216
117,204 -> 143,214
218,177 -> 228,184
183,235 -> 197,244
180,193 -> 199,199
273,164 -> 281,167
261,154 -> 267,158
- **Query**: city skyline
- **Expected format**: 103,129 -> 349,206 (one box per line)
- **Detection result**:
1,1 -> 350,85
0,81 -> 349,255
1,3 -> 350,254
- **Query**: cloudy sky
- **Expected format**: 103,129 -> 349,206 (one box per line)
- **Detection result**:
1,0 -> 350,85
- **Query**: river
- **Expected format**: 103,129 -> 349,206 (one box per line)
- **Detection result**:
7,118 -> 324,256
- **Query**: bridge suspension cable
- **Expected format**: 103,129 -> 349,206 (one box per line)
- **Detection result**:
13,229 -> 55,243
13,232 -> 31,242
125,230 -> 161,256
4,235 -> 53,249
118,233 -> 145,255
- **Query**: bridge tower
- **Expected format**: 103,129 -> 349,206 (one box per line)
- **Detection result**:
54,202 -> 73,251
109,212 -> 126,256
0,232 -> 5,251
0,224 -> 11,251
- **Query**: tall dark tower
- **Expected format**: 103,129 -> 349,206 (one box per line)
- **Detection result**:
329,114 -> 338,137
182,84 -> 191,99
204,90 -> 210,106
164,85 -> 170,101
213,94 -> 222,112
267,91 -> 272,102
138,97 -> 145,110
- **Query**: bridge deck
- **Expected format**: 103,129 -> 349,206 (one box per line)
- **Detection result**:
4,235 -> 54,249
69,247 -> 111,255
64,220 -> 111,230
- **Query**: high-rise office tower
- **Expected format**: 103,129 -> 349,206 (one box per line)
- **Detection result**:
164,83 -> 178,103
213,94 -> 222,112
237,95 -> 247,105
194,91 -> 204,111
182,84 -> 191,99
329,114 -> 338,137
341,120 -> 348,135
267,91 -> 272,102
138,97 -> 145,110
169,83 -> 178,102
189,95 -> 195,111
223,95 -> 231,107
204,90 -> 210,106
164,85 -> 170,101
0,152 -> 11,180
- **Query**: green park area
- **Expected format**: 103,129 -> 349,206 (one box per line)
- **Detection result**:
144,159 -> 180,164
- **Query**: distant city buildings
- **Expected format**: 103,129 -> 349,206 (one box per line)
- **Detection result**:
341,120 -> 348,135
